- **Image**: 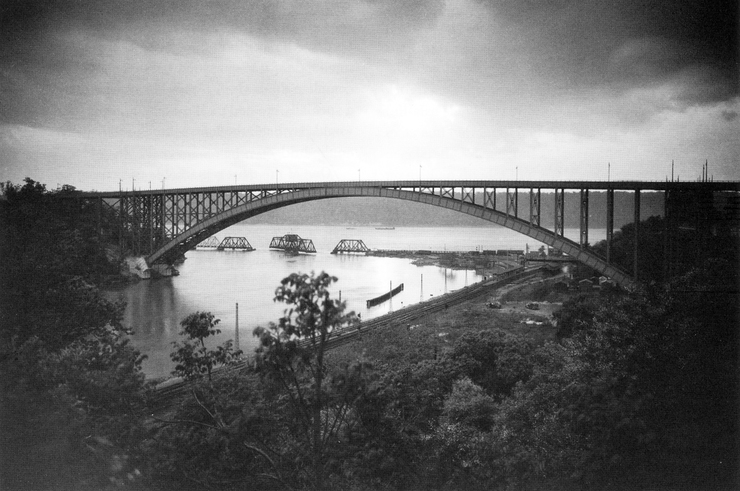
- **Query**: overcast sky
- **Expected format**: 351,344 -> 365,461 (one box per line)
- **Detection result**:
1,0 -> 738,191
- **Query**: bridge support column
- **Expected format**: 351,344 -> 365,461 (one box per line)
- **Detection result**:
96,197 -> 102,242
148,194 -> 154,255
606,188 -> 614,263
554,188 -> 564,237
529,188 -> 541,227
160,192 -> 166,245
634,190 -> 640,281
484,188 -> 496,211
185,192 -> 192,232
664,188 -> 675,280
506,188 -> 518,217
118,197 -> 124,260
580,189 -> 589,247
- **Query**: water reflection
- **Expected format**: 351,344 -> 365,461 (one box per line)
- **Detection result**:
110,252 -> 481,379
106,225 -> 600,379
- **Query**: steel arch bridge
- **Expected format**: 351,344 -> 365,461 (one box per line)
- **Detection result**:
71,180 -> 740,288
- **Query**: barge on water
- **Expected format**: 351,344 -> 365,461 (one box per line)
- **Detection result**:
367,283 -> 404,308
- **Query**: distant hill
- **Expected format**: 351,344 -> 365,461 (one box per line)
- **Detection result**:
245,191 -> 666,229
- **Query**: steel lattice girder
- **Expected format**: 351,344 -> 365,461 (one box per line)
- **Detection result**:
217,236 -> 254,251
269,234 -> 316,253
331,239 -> 370,254
66,180 -> 740,288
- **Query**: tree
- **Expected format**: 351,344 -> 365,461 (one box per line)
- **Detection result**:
171,311 -> 241,382
0,178 -> 150,489
146,368 -> 288,491
147,312 -> 291,490
253,271 -> 364,490
484,269 -> 739,490
450,329 -> 534,397
0,178 -> 121,349
442,377 -> 496,431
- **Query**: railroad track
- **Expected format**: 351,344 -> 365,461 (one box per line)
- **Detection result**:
152,267 -> 542,404
323,267 -> 541,351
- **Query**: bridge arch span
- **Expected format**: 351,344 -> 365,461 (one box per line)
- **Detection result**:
148,186 -> 634,288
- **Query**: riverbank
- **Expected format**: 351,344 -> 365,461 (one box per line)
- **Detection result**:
328,267 -> 564,369
151,266 -> 549,401
367,249 -> 521,274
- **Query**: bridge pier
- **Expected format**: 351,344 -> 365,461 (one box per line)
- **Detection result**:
529,188 -> 541,227
122,256 -> 178,278
554,188 -> 565,237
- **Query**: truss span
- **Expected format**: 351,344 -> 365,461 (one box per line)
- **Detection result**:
269,234 -> 316,253
332,239 -> 371,254
217,237 -> 254,251
143,186 -> 635,288
197,236 -> 220,248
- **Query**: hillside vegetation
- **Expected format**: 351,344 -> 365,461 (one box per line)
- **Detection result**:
1,179 -> 737,490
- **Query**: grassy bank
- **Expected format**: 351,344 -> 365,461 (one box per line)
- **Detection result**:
329,271 -> 563,369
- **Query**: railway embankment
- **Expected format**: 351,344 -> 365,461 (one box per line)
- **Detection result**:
152,266 -> 544,404
367,249 -> 521,273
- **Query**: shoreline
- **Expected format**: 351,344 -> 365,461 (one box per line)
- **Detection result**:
151,266 -> 545,402
366,249 -> 522,274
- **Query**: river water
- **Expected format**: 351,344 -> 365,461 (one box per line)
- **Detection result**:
105,224 -> 604,379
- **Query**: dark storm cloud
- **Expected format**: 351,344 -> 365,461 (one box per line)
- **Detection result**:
479,0 -> 738,104
0,0 -> 445,52
0,0 -> 445,126
722,110 -> 738,122
1,0 -> 736,132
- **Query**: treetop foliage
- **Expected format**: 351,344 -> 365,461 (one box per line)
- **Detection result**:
170,311 -> 241,381
2,178 -> 735,490
1,179 -> 150,489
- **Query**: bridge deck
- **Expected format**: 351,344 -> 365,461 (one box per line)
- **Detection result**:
59,179 -> 739,289
71,179 -> 740,198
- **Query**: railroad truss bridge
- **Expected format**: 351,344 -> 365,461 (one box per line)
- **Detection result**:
66,180 -> 740,288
